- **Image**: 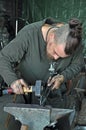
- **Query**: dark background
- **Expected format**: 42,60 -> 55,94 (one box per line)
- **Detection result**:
0,0 -> 86,57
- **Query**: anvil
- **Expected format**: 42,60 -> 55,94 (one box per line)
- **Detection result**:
4,103 -> 74,130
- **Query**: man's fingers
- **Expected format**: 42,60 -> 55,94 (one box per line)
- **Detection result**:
47,76 -> 52,85
47,76 -> 55,87
47,74 -> 64,89
16,83 -> 24,94
52,82 -> 60,90
11,82 -> 24,94
20,79 -> 29,88
11,79 -> 29,94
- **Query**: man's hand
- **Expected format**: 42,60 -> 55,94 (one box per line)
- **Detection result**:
47,74 -> 64,90
10,79 -> 29,94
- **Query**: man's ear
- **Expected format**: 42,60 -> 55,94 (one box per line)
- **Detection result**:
49,33 -> 55,41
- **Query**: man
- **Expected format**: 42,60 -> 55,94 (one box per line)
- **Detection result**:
0,17 -> 84,130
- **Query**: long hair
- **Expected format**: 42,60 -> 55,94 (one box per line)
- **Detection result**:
53,18 -> 82,55
65,18 -> 82,55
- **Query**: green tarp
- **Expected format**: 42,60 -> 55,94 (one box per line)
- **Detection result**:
22,0 -> 86,57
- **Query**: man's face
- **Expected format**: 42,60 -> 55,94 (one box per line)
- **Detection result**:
46,40 -> 69,60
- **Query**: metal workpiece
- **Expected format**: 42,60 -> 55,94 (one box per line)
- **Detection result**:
4,103 -> 74,130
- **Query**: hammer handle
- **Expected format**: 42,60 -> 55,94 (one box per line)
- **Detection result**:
20,124 -> 28,130
2,86 -> 33,94
23,86 -> 33,93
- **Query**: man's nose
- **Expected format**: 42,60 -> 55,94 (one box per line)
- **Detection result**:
53,54 -> 59,60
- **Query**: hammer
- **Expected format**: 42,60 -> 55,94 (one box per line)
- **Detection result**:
2,80 -> 42,97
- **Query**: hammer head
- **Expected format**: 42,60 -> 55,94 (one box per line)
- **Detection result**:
34,80 -> 42,96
